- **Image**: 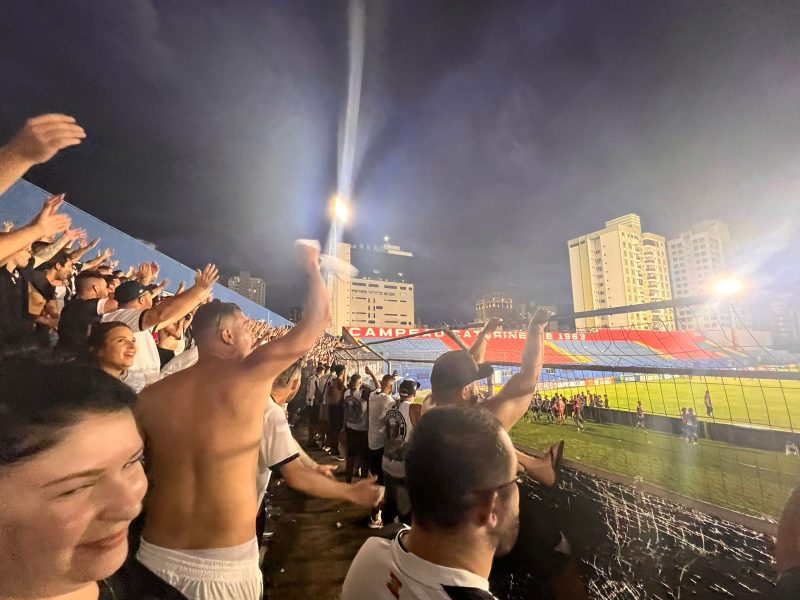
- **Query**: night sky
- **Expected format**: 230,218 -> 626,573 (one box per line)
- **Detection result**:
1,1 -> 798,323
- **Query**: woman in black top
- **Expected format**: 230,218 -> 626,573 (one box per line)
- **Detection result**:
0,355 -> 186,600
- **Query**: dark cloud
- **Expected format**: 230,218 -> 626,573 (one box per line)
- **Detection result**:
1,0 -> 798,322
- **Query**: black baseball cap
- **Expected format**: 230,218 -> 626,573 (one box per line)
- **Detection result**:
430,350 -> 493,392
115,280 -> 157,304
398,379 -> 420,397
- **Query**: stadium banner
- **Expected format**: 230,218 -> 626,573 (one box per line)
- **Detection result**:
346,327 -> 594,342
345,326 -> 530,340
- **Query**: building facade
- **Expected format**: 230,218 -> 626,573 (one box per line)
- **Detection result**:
475,293 -> 516,323
769,300 -> 800,347
226,271 -> 267,307
568,214 -> 674,330
667,221 -> 738,332
328,240 -> 415,334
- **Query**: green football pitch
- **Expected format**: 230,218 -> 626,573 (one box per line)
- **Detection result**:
510,418 -> 800,518
538,376 -> 800,430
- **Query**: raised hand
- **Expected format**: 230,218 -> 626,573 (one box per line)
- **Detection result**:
482,317 -> 503,334
245,319 -> 267,342
136,261 -> 155,284
530,307 -> 555,330
194,264 -> 219,298
6,114 -> 86,165
65,228 -> 86,243
295,239 -> 321,274
31,194 -> 71,238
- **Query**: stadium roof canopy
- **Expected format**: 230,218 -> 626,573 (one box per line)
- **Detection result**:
0,180 -> 291,326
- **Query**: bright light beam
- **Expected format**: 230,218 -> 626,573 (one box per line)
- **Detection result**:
711,276 -> 745,297
337,0 -> 365,203
333,195 -> 349,223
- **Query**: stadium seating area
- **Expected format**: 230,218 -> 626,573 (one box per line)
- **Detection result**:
347,327 -> 795,372
3,179 -> 291,325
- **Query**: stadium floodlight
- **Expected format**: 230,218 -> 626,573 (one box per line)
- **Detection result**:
711,276 -> 745,297
332,194 -> 349,223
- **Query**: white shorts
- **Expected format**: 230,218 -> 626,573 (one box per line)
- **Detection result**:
136,537 -> 262,600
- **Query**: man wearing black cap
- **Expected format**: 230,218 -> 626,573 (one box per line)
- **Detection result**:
428,308 -> 563,486
382,378 -> 421,525
100,265 -> 219,391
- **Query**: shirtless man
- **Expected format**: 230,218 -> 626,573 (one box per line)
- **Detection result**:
135,242 -> 330,599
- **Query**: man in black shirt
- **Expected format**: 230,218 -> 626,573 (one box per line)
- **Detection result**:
57,270 -> 119,353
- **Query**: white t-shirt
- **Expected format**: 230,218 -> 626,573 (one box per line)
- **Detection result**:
342,529 -> 498,600
256,398 -> 300,507
161,346 -> 199,376
368,391 -> 395,451
102,308 -> 161,389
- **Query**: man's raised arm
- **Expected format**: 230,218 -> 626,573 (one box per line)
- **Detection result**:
482,308 -> 554,431
469,317 -> 502,364
141,265 -> 218,331
0,115 -> 86,197
31,228 -> 84,267
0,195 -> 71,265
244,242 -> 331,380
80,248 -> 114,272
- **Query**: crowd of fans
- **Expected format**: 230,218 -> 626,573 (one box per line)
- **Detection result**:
1,114 -> 797,600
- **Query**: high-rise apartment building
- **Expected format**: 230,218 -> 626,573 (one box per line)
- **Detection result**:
568,214 -> 674,330
227,271 -> 266,307
667,221 -> 737,331
328,240 -> 415,334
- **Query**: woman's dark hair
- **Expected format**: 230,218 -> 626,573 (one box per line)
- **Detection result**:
348,373 -> 362,389
0,355 -> 137,466
406,406 -> 511,530
86,321 -> 132,358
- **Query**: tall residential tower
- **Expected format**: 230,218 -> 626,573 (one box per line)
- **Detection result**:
568,214 -> 674,330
